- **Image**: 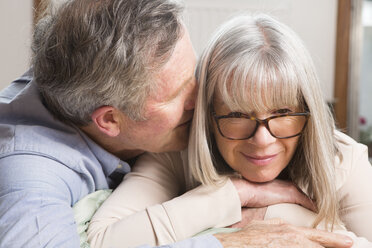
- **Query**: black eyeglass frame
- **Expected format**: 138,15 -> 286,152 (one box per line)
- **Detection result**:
212,111 -> 310,140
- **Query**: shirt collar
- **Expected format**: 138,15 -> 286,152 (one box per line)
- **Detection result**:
74,127 -> 131,177
13,69 -> 33,83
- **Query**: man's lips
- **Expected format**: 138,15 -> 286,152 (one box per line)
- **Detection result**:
241,153 -> 278,166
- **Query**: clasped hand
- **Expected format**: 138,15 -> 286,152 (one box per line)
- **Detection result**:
215,178 -> 353,248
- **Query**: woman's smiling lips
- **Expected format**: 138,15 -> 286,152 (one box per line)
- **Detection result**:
241,153 -> 278,166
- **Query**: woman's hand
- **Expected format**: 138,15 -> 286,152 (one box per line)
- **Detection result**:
230,177 -> 317,212
229,207 -> 267,228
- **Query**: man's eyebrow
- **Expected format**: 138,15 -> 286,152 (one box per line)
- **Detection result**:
165,76 -> 193,102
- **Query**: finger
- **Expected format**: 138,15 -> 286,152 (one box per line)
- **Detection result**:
306,240 -> 326,248
297,193 -> 317,212
291,185 -> 317,212
260,218 -> 285,225
297,226 -> 353,248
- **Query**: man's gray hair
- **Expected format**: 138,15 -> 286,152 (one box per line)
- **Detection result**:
32,0 -> 184,125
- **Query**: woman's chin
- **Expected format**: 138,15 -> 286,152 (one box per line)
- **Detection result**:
242,173 -> 277,183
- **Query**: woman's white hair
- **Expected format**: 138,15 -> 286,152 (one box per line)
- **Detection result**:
188,13 -> 341,229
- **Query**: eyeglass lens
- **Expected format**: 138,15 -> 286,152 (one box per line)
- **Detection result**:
218,115 -> 307,139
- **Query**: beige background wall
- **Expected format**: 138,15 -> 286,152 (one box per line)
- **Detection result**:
184,0 -> 338,102
0,0 -> 337,104
360,1 -> 372,127
0,0 -> 33,90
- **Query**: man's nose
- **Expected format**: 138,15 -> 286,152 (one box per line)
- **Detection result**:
184,81 -> 197,110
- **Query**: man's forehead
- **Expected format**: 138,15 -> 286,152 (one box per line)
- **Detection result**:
145,26 -> 196,107
151,48 -> 195,100
160,72 -> 193,97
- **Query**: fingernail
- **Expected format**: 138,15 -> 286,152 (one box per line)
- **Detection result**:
344,238 -> 353,247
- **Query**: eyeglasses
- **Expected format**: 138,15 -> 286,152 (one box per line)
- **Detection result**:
212,111 -> 310,140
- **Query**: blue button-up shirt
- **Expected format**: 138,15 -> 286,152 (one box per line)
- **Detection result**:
0,71 -> 221,248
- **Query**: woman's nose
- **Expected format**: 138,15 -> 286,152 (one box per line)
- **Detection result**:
250,124 -> 276,147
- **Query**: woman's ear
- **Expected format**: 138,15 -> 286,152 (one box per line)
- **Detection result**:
91,106 -> 121,137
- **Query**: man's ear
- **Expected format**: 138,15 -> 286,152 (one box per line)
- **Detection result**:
91,106 -> 121,137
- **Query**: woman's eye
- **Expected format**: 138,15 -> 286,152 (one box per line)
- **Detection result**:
274,108 -> 292,114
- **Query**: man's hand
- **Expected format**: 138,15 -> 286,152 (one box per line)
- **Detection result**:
231,177 -> 316,211
214,219 -> 353,248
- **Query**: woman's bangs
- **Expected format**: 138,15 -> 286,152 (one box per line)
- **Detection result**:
217,56 -> 302,114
